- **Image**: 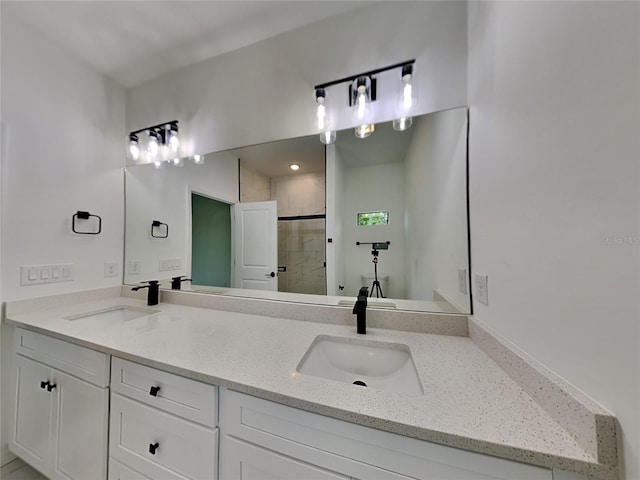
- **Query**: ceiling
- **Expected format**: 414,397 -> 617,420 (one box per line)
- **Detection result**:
3,0 -> 371,88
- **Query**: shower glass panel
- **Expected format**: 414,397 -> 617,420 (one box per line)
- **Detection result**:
278,218 -> 326,295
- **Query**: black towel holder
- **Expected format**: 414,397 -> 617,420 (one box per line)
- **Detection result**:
151,220 -> 168,238
72,211 -> 102,235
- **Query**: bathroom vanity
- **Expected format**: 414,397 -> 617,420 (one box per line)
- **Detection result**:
4,288 -> 618,480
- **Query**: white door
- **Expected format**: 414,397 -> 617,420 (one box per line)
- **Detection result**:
11,355 -> 52,475
50,370 -> 108,480
233,201 -> 278,291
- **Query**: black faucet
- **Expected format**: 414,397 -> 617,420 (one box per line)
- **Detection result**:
170,276 -> 192,290
132,280 -> 160,306
353,286 -> 368,334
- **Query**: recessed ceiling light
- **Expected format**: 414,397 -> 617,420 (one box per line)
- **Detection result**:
290,164 -> 300,171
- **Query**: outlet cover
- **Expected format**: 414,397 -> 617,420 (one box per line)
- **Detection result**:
458,268 -> 467,294
475,274 -> 489,306
128,261 -> 141,275
104,262 -> 119,277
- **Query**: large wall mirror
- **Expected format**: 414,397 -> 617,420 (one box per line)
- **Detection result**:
124,106 -> 471,314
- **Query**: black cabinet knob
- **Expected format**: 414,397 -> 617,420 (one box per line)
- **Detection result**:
40,380 -> 49,390
149,385 -> 160,397
149,442 -> 159,455
46,383 -> 57,392
269,271 -> 276,278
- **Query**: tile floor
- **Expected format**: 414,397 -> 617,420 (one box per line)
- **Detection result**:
1,458 -> 47,480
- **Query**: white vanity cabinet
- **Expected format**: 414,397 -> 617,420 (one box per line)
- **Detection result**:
108,357 -> 219,480
9,328 -> 110,480
221,390 -> 554,480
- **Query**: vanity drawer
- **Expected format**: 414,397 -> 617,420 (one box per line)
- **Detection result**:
15,328 -> 109,387
110,393 -> 218,480
108,458 -> 151,480
111,357 -> 218,427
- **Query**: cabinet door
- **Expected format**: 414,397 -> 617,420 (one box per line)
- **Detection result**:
108,458 -> 152,480
223,436 -> 349,480
50,370 -> 108,480
10,355 -> 52,475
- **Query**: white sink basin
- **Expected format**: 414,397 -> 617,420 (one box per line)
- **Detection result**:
296,335 -> 423,395
65,305 -> 159,322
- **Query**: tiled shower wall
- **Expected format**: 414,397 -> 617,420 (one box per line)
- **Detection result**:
240,165 -> 326,295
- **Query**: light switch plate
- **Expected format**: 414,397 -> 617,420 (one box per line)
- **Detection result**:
21,264 -> 74,286
458,268 -> 467,294
475,274 -> 489,306
128,261 -> 141,275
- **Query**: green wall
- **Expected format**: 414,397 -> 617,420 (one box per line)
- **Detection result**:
191,193 -> 231,287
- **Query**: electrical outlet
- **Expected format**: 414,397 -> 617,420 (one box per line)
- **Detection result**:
104,262 -> 119,277
458,268 -> 467,294
475,274 -> 489,306
128,260 -> 141,275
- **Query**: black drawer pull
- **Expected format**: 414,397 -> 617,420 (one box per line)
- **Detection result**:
46,383 -> 57,392
149,442 -> 159,455
149,386 -> 160,397
40,380 -> 49,390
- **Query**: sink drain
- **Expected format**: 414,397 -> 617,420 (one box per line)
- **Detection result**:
352,380 -> 367,387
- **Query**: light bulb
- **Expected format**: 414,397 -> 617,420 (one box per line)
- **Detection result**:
154,160 -> 162,168
397,64 -> 417,119
351,77 -> 373,127
168,123 -> 179,153
128,134 -> 140,161
193,154 -> 203,164
147,130 -> 159,159
356,87 -> 367,121
354,124 -> 375,139
320,130 -> 336,145
289,164 -> 300,171
172,157 -> 183,167
314,88 -> 329,131
393,117 -> 413,131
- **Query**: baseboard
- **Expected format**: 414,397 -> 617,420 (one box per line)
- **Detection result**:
1,444 -> 16,467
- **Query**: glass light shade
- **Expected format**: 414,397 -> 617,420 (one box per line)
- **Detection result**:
397,65 -> 417,118
393,117 -> 413,131
168,129 -> 179,153
319,130 -> 336,145
128,138 -> 140,161
147,131 -> 159,159
354,124 -> 375,139
351,77 -> 373,126
314,91 -> 330,131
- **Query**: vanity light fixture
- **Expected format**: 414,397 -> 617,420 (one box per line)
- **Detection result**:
313,60 -> 415,142
127,120 -> 179,162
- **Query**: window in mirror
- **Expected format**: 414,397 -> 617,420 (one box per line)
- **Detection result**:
357,211 -> 389,226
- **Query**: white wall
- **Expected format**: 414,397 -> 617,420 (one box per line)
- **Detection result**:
125,1 -> 467,156
0,13 -> 126,462
325,144 -> 346,296
404,109 -> 469,311
468,2 -> 640,478
342,163 -> 406,299
124,152 -> 238,284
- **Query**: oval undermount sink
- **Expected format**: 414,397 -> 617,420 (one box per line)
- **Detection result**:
296,335 -> 423,395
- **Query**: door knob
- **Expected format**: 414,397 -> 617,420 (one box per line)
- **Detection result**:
265,272 -> 276,278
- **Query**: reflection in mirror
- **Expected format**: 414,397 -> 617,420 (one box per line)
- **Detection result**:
124,107 -> 470,314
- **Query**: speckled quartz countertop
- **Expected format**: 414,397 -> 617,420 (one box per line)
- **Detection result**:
4,294 -> 616,479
